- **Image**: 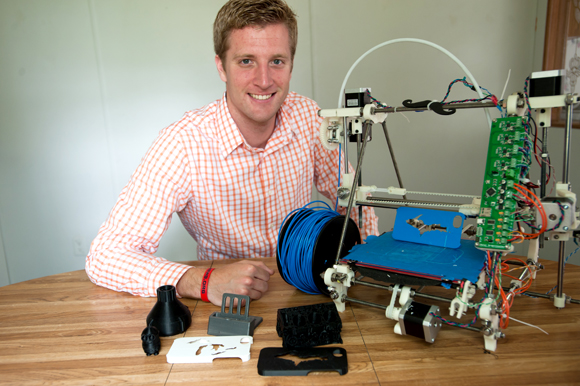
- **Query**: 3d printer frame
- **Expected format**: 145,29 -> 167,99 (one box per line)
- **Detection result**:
318,71 -> 580,351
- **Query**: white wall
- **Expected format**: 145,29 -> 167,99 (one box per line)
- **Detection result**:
0,0 -> 576,287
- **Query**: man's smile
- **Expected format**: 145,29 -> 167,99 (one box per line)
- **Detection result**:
249,93 -> 275,100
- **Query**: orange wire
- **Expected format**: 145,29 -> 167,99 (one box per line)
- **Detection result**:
512,193 -> 543,236
486,252 -> 536,329
514,183 -> 547,237
502,257 -> 534,293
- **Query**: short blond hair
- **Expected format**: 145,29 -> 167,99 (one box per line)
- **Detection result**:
214,0 -> 298,62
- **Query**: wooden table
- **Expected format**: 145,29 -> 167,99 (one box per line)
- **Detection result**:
1,258 -> 579,385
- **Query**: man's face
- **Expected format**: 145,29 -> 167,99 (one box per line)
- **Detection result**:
215,23 -> 293,135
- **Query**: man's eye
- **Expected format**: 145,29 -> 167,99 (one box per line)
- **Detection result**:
272,59 -> 283,65
240,59 -> 251,65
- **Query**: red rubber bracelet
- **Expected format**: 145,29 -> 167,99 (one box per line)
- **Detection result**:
200,268 -> 214,302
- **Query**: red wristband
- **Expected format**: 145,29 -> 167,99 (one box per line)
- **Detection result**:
200,268 -> 214,302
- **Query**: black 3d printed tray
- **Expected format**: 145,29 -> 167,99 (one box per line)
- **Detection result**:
276,302 -> 342,349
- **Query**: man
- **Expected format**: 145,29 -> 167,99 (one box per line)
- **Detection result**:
86,0 -> 378,305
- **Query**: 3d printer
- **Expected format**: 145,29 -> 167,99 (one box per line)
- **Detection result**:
278,39 -> 579,352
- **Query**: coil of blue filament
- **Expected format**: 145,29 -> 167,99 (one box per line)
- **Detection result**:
276,201 -> 361,295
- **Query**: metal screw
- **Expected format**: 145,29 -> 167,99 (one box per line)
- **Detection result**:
554,235 -> 560,240
549,214 -> 557,221
563,227 -> 569,231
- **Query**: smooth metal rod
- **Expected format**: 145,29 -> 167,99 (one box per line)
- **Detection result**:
509,288 -> 579,304
540,126 -> 548,249
454,324 -> 482,333
540,126 -> 548,198
354,279 -> 455,303
345,296 -> 481,332
556,96 -> 575,298
381,121 -> 406,200
507,288 -> 550,299
345,296 -> 387,310
557,241 -> 566,298
412,292 -> 454,304
518,265 -> 530,282
353,279 -> 393,291
562,95 -> 574,184
356,133 -> 363,229
342,117 -> 349,167
334,122 -> 371,265
374,101 -> 496,114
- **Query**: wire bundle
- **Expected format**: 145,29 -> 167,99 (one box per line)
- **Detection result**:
509,183 -> 550,243
277,201 -> 341,295
487,251 -> 536,328
440,77 -> 499,109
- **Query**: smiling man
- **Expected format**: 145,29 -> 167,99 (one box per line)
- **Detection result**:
85,0 -> 378,305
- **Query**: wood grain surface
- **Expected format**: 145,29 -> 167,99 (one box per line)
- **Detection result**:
0,258 -> 579,385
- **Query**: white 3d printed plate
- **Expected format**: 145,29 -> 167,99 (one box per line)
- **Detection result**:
166,336 -> 253,363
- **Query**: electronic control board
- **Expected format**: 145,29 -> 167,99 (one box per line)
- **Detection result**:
476,116 -> 529,252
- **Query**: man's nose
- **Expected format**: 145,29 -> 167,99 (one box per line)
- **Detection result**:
254,64 -> 273,89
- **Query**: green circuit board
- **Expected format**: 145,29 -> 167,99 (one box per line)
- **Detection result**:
476,116 -> 528,252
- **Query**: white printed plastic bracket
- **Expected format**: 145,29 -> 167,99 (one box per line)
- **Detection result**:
166,336 -> 253,363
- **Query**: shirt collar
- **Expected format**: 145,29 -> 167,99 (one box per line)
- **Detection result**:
216,93 -> 245,158
215,92 -> 297,158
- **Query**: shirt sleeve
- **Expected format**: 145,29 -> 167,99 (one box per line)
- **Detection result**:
310,104 -> 380,241
85,125 -> 194,297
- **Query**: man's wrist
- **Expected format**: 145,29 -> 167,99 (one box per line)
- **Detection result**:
175,267 -> 203,299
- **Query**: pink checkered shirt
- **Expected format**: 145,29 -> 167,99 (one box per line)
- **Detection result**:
86,92 -> 378,296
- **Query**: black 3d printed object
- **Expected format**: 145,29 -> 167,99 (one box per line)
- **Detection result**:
257,347 -> 348,376
276,302 -> 342,349
207,293 -> 262,336
146,285 -> 191,337
141,325 -> 161,356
